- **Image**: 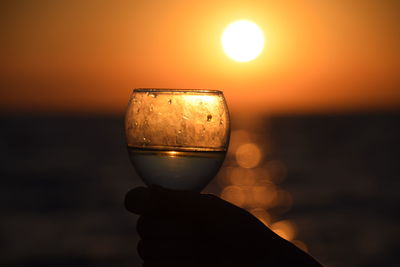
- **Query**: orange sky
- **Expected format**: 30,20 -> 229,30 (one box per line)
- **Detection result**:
1,0 -> 399,115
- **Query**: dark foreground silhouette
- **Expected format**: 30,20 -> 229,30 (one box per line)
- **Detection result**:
125,186 -> 322,267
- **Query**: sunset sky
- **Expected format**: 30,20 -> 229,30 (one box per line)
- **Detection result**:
1,0 -> 399,115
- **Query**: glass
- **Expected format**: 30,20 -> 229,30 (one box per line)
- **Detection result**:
125,88 -> 230,191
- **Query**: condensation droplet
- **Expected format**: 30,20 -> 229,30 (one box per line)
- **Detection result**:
134,122 -> 138,126
220,120 -> 224,125
178,130 -> 182,134
200,126 -> 206,137
142,137 -> 150,145
207,114 -> 212,122
150,105 -> 153,111
147,92 -> 157,98
168,99 -> 172,104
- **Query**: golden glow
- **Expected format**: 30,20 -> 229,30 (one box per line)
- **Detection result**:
228,130 -> 251,156
271,220 -> 296,241
126,91 -> 229,150
220,185 -> 246,207
2,1 -> 399,114
221,20 -> 265,62
250,208 -> 271,226
292,240 -> 308,252
180,94 -> 219,107
236,143 -> 262,168
229,168 -> 257,186
251,185 -> 277,207
167,151 -> 178,156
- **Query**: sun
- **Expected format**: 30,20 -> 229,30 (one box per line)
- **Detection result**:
221,20 -> 265,62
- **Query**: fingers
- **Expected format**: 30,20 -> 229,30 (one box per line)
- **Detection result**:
125,187 -> 152,214
125,185 -> 218,216
125,186 -> 270,239
136,218 -> 219,266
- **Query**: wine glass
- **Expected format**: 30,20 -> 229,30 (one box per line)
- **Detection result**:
125,88 -> 230,191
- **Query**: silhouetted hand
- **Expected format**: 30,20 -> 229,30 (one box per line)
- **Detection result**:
125,186 -> 322,267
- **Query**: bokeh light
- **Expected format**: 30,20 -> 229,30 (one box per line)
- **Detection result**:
2,1 -> 399,265
228,130 -> 251,156
236,143 -> 262,168
270,220 -> 296,241
250,208 -> 271,226
228,168 -> 257,186
217,118 -> 305,253
250,185 -> 277,207
220,185 -> 246,207
292,240 -> 308,252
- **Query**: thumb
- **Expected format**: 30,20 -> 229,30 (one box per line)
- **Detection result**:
124,185 -> 217,216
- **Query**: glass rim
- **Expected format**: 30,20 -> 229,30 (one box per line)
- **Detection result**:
133,88 -> 223,94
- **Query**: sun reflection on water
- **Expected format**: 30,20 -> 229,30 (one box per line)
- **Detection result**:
236,143 -> 262,168
218,116 -> 306,245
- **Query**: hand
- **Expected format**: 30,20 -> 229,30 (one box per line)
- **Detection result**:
125,186 -> 321,267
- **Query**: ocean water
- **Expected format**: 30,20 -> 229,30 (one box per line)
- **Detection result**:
1,114 -> 399,266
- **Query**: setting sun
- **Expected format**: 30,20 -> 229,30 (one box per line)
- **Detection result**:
221,20 -> 265,62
